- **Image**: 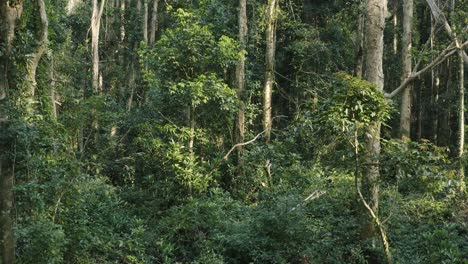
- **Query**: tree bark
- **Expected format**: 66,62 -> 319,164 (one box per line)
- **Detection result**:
235,0 -> 248,159
399,0 -> 413,141
143,0 -> 148,44
25,0 -> 49,115
355,0 -> 366,78
263,0 -> 278,143
431,12 -> 439,142
458,49 -> 465,191
0,1 -> 23,263
149,0 -> 158,45
91,0 -> 106,93
362,0 -> 387,243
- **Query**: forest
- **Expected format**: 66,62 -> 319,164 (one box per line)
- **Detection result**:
0,0 -> 467,263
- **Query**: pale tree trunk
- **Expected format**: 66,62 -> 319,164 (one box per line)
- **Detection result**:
263,0 -> 278,143
67,0 -> 82,15
188,106 -> 195,156
362,0 -> 386,250
120,0 -> 126,44
399,0 -> 412,141
143,0 -> 148,44
50,58 -> 58,120
91,0 -> 106,93
25,0 -> 49,116
235,0 -> 247,159
0,1 -> 23,263
458,50 -> 465,191
149,0 -> 159,45
355,1 -> 365,78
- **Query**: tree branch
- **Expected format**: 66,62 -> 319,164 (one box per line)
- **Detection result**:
385,41 -> 465,98
223,130 -> 266,160
425,0 -> 468,65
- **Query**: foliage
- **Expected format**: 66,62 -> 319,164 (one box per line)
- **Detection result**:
4,0 -> 467,263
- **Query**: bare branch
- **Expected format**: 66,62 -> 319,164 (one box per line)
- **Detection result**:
385,41 -> 465,99
223,130 -> 266,160
425,0 -> 468,65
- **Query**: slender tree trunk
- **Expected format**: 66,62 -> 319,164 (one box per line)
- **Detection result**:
393,6 -> 398,55
0,1 -> 23,263
355,1 -> 365,78
188,106 -> 195,155
458,50 -> 465,191
91,0 -> 106,93
149,0 -> 158,45
50,58 -> 58,120
399,0 -> 412,141
362,0 -> 387,246
143,0 -> 148,44
120,0 -> 125,43
431,12 -> 439,142
235,0 -> 248,159
263,0 -> 278,143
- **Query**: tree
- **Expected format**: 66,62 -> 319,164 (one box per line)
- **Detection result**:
235,0 -> 247,162
91,0 -> 106,93
0,1 -> 23,263
361,0 -> 387,246
149,0 -> 159,45
263,0 -> 278,143
25,0 -> 49,115
399,0 -> 413,141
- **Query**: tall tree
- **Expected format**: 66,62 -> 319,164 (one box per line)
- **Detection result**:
143,0 -> 148,44
362,0 -> 387,244
91,0 -> 106,93
149,0 -> 158,45
263,0 -> 278,143
355,0 -> 366,78
0,1 -> 23,263
235,0 -> 248,159
399,0 -> 413,140
458,44 -> 465,191
25,0 -> 49,115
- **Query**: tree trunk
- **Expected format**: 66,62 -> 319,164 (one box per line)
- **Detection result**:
458,50 -> 465,191
91,0 -> 106,93
431,12 -> 439,142
149,0 -> 158,45
362,0 -> 387,245
399,0 -> 412,141
25,0 -> 49,115
50,57 -> 58,120
143,0 -> 148,44
355,1 -> 365,78
263,0 -> 278,143
235,0 -> 248,159
393,6 -> 398,55
0,1 -> 23,263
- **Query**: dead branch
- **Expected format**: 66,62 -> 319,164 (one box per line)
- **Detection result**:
223,130 -> 266,160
